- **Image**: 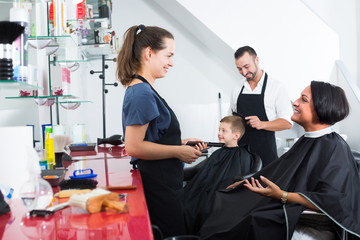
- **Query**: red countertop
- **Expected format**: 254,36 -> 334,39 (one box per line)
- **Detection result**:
0,146 -> 154,240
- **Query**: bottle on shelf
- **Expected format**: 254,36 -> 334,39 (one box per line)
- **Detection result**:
99,21 -> 108,44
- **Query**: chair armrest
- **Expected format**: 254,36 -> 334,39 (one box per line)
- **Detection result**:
183,157 -> 208,181
233,152 -> 262,182
233,171 -> 257,182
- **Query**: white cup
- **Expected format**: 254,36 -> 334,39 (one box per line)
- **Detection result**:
53,125 -> 66,136
72,124 -> 86,143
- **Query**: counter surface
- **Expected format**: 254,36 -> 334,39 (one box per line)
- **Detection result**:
0,147 -> 154,240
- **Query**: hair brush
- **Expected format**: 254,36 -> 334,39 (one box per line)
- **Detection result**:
58,178 -> 99,190
58,178 -> 137,191
0,21 -> 24,44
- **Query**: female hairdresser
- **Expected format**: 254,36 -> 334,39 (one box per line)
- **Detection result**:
200,81 -> 360,239
116,25 -> 206,238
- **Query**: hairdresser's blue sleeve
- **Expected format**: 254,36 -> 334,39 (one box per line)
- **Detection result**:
122,83 -> 171,143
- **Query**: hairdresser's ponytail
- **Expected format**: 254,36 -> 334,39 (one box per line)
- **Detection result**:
116,26 -> 139,86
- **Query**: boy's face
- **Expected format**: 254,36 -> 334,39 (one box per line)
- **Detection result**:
218,122 -> 240,147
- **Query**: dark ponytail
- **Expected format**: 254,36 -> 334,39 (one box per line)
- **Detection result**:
116,25 -> 174,86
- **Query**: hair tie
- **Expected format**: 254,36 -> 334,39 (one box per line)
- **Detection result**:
136,24 -> 146,35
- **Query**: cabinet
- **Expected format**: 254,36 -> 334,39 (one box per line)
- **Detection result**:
3,0 -> 115,127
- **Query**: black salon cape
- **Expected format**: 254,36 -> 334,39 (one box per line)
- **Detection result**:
183,146 -> 253,235
200,132 -> 360,240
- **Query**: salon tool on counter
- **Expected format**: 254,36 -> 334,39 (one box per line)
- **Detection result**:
57,177 -> 136,198
29,201 -> 70,217
59,178 -> 99,190
69,143 -> 96,151
41,169 -> 67,187
56,168 -> 99,193
60,181 -> 136,191
186,141 -> 225,148
54,134 -> 72,168
57,168 -> 136,199
0,21 -> 24,80
56,185 -> 137,198
97,134 -> 123,146
69,188 -> 128,213
55,189 -> 92,198
69,169 -> 97,179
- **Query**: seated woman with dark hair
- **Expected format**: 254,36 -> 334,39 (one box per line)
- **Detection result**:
200,81 -> 360,240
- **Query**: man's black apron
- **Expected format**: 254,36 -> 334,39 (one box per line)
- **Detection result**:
133,75 -> 185,237
236,73 -> 278,167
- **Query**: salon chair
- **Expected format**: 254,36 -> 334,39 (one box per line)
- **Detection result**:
294,210 -> 350,240
152,225 -> 200,240
233,152 -> 262,182
352,150 -> 360,175
294,151 -> 360,240
183,152 -> 208,182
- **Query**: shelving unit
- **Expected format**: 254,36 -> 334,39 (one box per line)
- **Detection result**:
3,0 -> 115,129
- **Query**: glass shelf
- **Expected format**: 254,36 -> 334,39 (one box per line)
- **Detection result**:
49,59 -> 89,63
28,35 -> 77,47
29,34 -> 114,61
56,100 -> 92,110
56,100 -> 92,103
0,0 -> 50,2
67,18 -> 110,23
29,35 -> 78,48
29,35 -> 73,40
0,80 -> 43,90
5,95 -> 74,100
81,43 -> 115,59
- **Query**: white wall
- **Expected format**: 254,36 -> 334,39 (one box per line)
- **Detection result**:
1,0 -> 359,152
64,0 -> 242,143
300,0 -> 359,86
176,0 -> 339,101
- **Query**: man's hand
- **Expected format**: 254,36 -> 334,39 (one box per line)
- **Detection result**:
245,116 -> 264,130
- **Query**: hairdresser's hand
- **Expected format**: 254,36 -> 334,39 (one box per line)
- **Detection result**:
245,116 -> 264,130
177,145 -> 203,164
182,138 -> 207,151
243,176 -> 283,200
226,180 -> 244,189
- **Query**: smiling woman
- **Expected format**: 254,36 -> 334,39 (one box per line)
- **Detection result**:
200,81 -> 360,240
116,24 -> 206,238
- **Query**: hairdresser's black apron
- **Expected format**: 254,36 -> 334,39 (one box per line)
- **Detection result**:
236,73 -> 277,167
133,75 -> 185,238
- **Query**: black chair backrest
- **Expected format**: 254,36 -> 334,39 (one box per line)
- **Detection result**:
352,150 -> 360,175
233,152 -> 262,181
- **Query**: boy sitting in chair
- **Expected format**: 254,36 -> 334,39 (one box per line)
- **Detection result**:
183,115 -> 259,235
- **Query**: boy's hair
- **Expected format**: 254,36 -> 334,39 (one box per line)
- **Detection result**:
220,116 -> 246,136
